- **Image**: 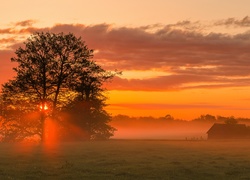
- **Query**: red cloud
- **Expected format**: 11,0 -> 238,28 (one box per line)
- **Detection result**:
1,21 -> 250,91
105,75 -> 250,91
14,20 -> 37,27
215,16 -> 250,27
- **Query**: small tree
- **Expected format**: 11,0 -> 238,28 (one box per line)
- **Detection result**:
193,114 -> 216,123
224,116 -> 238,125
1,32 -> 117,141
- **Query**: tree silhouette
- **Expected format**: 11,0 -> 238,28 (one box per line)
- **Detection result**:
224,116 -> 238,125
1,32 -> 117,142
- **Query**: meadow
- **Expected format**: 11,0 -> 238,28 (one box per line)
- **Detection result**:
0,140 -> 250,179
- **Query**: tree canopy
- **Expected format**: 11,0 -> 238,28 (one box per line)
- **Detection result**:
0,32 -> 117,142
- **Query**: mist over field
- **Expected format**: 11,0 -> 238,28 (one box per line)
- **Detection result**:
110,114 -> 250,140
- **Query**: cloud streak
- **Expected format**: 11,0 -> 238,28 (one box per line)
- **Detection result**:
109,103 -> 250,111
215,16 -> 250,27
14,20 -> 37,27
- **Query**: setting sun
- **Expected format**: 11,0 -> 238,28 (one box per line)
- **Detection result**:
39,103 -> 48,111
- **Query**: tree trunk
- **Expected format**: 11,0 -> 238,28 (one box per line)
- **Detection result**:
40,111 -> 45,142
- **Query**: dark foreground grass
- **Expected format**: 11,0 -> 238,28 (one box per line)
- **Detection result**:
0,140 -> 250,179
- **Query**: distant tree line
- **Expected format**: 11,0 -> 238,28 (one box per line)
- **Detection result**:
111,114 -> 250,125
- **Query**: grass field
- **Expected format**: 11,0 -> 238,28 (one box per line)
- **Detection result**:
0,140 -> 250,179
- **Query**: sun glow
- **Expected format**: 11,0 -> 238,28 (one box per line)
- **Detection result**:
39,103 -> 48,111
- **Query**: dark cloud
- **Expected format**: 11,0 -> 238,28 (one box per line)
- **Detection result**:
108,75 -> 215,91
1,20 -> 250,91
14,20 -> 37,27
106,75 -> 250,91
215,16 -> 250,27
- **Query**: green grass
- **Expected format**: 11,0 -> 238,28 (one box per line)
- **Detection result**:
0,140 -> 250,179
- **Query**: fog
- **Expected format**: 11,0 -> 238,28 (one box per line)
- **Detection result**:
110,114 -> 250,140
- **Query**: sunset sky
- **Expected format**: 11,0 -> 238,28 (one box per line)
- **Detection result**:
1,0 -> 250,120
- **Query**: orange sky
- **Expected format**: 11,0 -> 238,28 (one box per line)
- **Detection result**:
1,0 -> 250,120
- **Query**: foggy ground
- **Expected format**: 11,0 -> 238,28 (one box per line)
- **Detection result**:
0,140 -> 250,179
